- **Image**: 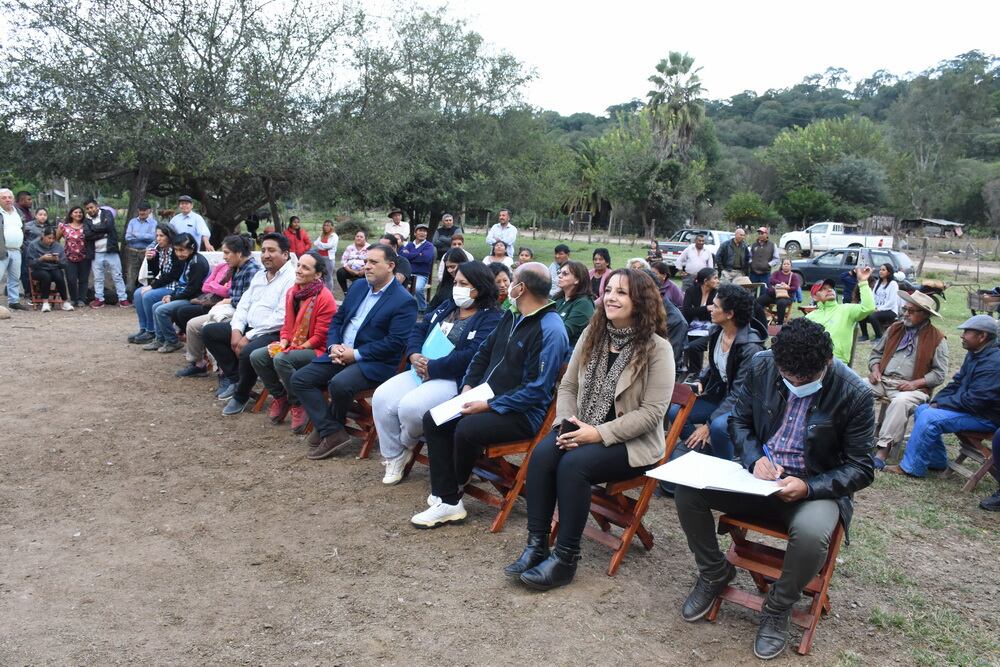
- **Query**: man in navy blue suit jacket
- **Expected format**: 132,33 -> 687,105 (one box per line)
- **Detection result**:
292,244 -> 417,459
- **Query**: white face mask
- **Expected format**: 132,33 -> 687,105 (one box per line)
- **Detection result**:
782,367 -> 826,399
452,286 -> 474,309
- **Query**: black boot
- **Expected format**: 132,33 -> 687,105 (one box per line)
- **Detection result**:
504,533 -> 550,578
754,605 -> 791,660
519,545 -> 580,591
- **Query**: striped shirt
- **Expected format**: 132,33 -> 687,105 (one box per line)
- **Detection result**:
765,394 -> 815,477
230,259 -> 261,308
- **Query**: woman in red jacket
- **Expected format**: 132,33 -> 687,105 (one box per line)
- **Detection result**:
249,250 -> 336,432
283,216 -> 312,257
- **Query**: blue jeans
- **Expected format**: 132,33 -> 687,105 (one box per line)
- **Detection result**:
413,273 -> 428,312
0,249 -> 22,304
152,298 -> 191,343
92,251 -> 127,302
135,287 -> 172,332
900,404 -> 998,477
668,398 -> 734,460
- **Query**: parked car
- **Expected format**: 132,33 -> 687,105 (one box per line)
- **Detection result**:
790,248 -> 914,287
658,229 -> 734,275
779,222 -> 893,255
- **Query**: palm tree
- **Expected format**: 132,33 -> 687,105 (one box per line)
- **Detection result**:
563,139 -> 603,215
646,51 -> 705,161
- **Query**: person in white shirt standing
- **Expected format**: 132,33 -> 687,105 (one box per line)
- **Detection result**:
168,195 -> 214,251
486,208 -> 517,258
384,208 -> 410,240
83,198 -> 131,308
0,188 -> 29,310
676,234 -> 715,291
203,232 -> 297,414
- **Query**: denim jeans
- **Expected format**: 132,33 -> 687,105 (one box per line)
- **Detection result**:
134,287 -> 172,332
668,398 -> 734,460
413,273 -> 429,312
152,298 -> 191,343
371,371 -> 458,459
0,249 -> 22,304
92,251 -> 128,302
900,404 -> 998,476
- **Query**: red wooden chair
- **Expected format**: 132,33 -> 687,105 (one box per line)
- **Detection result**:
28,267 -> 68,309
706,515 -> 846,656
549,382 -> 696,576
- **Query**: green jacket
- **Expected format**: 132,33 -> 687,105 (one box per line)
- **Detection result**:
554,295 -> 596,348
806,282 -> 875,363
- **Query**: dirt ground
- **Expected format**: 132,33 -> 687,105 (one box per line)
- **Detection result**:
0,307 -> 997,666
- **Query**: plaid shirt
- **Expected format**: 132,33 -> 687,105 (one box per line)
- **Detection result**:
230,259 -> 261,308
765,393 -> 815,477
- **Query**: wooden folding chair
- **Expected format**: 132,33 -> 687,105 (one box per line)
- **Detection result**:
549,383 -> 696,576
946,430 -> 997,492
28,267 -> 67,309
706,515 -> 846,656
251,388 -> 270,413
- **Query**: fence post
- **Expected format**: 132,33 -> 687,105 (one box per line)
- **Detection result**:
916,237 -> 928,278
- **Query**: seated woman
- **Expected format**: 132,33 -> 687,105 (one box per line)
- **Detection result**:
627,257 -> 651,271
651,260 -> 684,308
426,248 -> 471,312
757,258 -> 801,325
506,268 -> 673,590
26,225 -> 72,311
859,263 -> 900,341
681,267 -> 719,375
553,260 -> 595,347
489,263 -> 513,311
372,261 -> 502,485
483,240 -> 514,268
336,230 -> 368,294
129,223 -> 178,344
249,251 -> 337,432
646,239 -> 663,264
674,284 -> 765,461
515,247 -> 534,267
142,233 -> 210,353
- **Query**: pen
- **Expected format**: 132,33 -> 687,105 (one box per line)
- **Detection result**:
762,445 -> 781,480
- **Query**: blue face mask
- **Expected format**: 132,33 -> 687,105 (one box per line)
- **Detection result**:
782,368 -> 825,398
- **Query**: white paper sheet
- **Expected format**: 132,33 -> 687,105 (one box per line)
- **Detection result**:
645,451 -> 781,496
429,383 -> 495,426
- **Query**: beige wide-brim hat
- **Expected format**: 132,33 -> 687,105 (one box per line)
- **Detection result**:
899,290 -> 941,318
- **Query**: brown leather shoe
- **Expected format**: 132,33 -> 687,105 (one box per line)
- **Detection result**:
308,430 -> 352,460
884,464 -> 919,478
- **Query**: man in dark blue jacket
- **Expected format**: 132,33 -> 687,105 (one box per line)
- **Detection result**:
399,223 -> 435,313
411,262 -> 569,529
292,244 -> 417,460
889,315 -> 1000,478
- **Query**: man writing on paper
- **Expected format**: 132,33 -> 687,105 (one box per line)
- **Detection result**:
674,318 -> 874,660
411,262 -> 569,529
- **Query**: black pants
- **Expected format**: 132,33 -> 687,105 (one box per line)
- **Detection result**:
336,267 -> 359,295
203,323 -> 279,401
860,309 -> 897,338
291,361 -> 377,437
170,303 -> 209,330
31,266 -> 68,300
65,260 -> 91,303
422,409 -> 534,505
757,293 -> 792,325
525,431 -> 652,551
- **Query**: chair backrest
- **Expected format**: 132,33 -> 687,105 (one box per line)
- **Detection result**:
662,382 -> 696,464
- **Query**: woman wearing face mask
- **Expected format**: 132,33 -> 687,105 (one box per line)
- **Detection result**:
426,247 -> 470,312
372,261 -> 503,486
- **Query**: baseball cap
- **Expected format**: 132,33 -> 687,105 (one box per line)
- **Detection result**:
178,195 -> 194,203
757,226 -> 769,233
810,278 -> 836,299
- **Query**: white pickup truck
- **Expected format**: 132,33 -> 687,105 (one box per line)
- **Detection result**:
779,222 -> 892,256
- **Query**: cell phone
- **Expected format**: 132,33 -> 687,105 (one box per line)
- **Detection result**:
559,419 -> 580,436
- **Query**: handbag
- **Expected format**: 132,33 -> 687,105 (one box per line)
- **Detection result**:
190,292 -> 223,307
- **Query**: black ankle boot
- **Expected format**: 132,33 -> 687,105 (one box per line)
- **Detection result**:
519,545 -> 580,591
504,533 -> 550,577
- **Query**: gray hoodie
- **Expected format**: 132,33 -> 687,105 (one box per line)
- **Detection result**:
27,237 -> 67,269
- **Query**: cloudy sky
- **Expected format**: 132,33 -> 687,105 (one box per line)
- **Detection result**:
444,0 -> 999,115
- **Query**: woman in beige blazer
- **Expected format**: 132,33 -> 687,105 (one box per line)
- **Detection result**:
506,268 -> 675,591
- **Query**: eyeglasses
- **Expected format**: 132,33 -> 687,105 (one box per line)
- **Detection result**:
558,270 -> 572,276
900,306 -> 923,314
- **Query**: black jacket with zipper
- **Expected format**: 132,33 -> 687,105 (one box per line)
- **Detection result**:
83,209 -> 120,259
688,319 -> 767,421
729,350 -> 875,534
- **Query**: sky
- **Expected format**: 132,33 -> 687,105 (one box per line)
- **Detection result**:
441,0 -> 1000,116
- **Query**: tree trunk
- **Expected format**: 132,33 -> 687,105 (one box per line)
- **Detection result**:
262,177 -> 282,232
126,164 -> 150,223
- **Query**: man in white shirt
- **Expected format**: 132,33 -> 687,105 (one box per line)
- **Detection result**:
204,232 -> 296,415
677,234 -> 715,291
486,208 -> 517,257
0,188 -> 29,310
384,208 -> 410,240
169,195 -> 214,251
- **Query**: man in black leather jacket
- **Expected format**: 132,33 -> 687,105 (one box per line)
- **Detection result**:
674,318 -> 874,660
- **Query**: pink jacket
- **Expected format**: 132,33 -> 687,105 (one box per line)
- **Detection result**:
200,262 -> 231,297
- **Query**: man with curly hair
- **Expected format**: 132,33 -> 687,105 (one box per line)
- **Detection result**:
674,318 -> 875,660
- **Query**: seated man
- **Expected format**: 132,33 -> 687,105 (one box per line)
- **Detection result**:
867,291 -> 949,469
292,244 -> 417,459
806,266 -> 874,363
410,262 -> 569,528
887,315 -> 1000,478
204,233 -> 296,414
675,318 -> 874,660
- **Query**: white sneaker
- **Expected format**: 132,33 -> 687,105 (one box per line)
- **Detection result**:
40,301 -> 51,312
411,499 -> 466,528
427,494 -> 441,507
61,301 -> 74,311
382,448 -> 415,485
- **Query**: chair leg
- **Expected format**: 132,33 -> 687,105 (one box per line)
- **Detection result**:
251,389 -> 270,413
962,456 -> 994,492
357,428 -> 378,460
490,460 -> 526,534
402,441 -> 424,478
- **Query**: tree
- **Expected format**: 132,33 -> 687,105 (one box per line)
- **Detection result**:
819,157 -> 889,208
776,187 -> 836,226
723,192 -> 777,226
646,52 -> 705,161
